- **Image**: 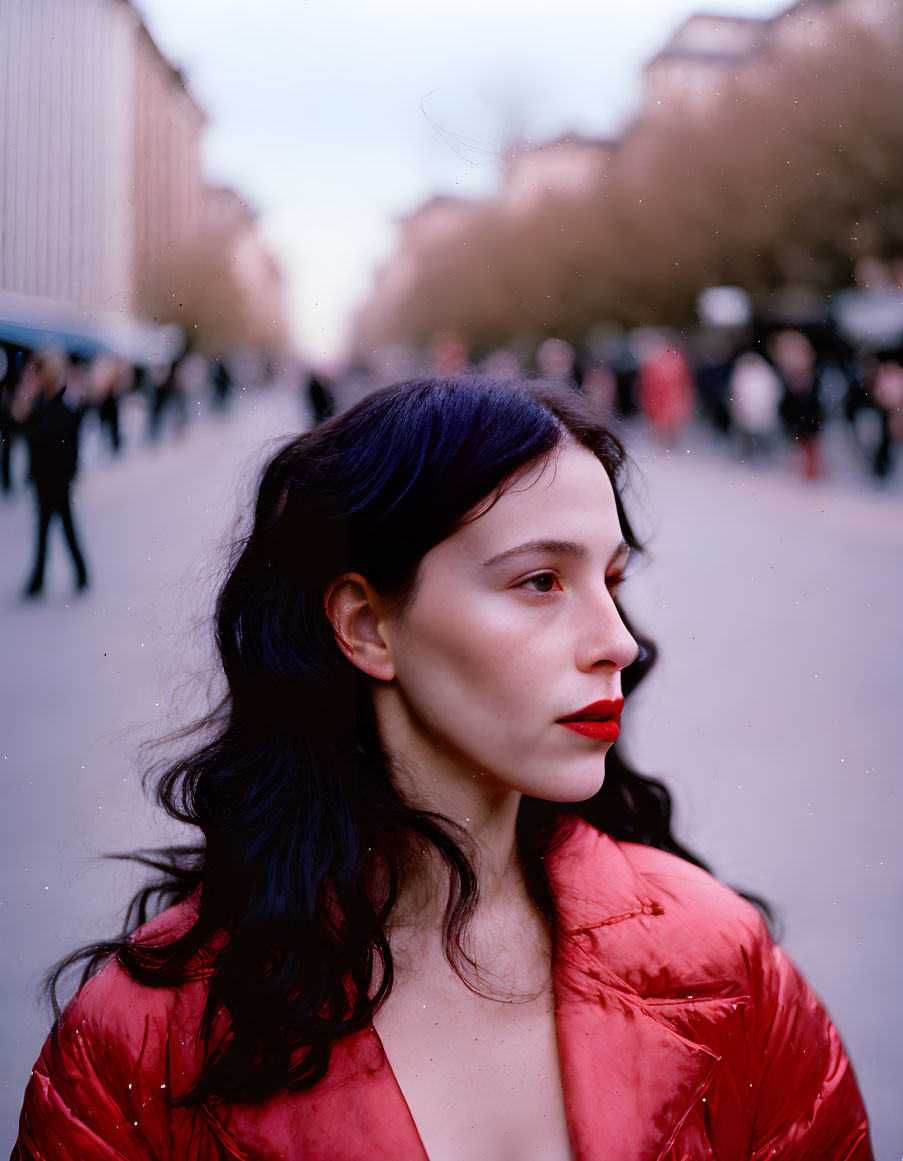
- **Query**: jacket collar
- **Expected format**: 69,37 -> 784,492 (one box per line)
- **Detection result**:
545,816 -> 667,935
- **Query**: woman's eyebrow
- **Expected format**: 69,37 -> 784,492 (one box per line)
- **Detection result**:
481,538 -> 630,569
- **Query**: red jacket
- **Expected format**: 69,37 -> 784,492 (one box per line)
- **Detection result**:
14,821 -> 871,1160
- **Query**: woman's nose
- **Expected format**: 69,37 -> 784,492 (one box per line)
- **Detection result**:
575,594 -> 638,673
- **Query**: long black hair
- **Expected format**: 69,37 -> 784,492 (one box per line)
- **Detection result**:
48,375 -> 716,1105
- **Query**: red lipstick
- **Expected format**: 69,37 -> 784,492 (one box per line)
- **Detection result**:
557,698 -> 624,742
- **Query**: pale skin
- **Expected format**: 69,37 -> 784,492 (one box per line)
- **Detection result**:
325,439 -> 638,1161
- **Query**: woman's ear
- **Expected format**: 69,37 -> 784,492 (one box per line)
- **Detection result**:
323,573 -> 396,682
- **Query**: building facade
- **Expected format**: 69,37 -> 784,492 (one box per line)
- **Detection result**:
641,0 -> 902,115
0,0 -> 292,355
131,18 -> 208,311
1,0 -> 134,309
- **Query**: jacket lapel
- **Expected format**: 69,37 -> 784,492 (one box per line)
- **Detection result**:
210,1026 -> 429,1161
547,822 -> 721,1161
554,943 -> 719,1161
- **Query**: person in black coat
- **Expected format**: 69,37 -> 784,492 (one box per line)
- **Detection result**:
770,330 -> 824,479
304,371 -> 335,426
13,350 -> 89,597
0,343 -> 25,494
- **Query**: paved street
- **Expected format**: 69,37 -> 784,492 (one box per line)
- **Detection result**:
2,388 -> 901,1157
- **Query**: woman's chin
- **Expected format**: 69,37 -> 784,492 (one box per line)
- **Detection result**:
530,762 -> 607,805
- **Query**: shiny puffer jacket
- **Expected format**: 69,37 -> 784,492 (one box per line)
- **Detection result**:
14,820 -> 872,1160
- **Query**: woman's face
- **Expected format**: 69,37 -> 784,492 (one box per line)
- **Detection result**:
373,439 -> 638,808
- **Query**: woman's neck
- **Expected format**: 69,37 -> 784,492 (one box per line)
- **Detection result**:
370,768 -> 553,1001
383,751 -> 528,921
370,691 -> 552,992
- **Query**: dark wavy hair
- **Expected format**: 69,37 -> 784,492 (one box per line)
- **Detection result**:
48,374 -> 717,1105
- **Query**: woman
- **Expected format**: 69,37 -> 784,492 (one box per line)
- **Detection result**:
14,376 -> 870,1160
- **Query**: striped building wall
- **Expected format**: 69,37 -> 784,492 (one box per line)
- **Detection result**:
132,20 -> 207,304
0,0 -> 134,309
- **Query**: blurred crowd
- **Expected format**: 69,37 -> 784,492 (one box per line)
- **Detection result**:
0,341 -> 291,598
330,323 -> 903,486
3,320 -> 900,600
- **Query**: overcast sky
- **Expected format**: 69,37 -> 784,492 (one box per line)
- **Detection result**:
135,0 -> 789,362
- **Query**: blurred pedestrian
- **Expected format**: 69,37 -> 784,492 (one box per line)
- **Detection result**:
89,353 -> 133,455
479,348 -> 521,381
430,333 -> 469,377
304,371 -> 335,427
536,337 -> 578,389
585,324 -> 635,416
636,337 -> 694,442
771,331 -> 824,480
872,358 -> 903,479
0,343 -> 23,494
609,335 -> 640,417
211,358 -> 233,410
13,350 -> 89,597
148,354 -> 189,441
179,350 -> 210,418
580,359 -> 618,411
692,331 -> 734,437
843,353 -> 882,471
728,351 -> 782,461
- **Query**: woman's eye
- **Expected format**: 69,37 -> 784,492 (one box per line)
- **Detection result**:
606,572 -> 627,593
519,572 -> 559,594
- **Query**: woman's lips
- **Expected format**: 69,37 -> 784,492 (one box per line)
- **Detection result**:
557,697 -> 623,742
559,719 -> 620,741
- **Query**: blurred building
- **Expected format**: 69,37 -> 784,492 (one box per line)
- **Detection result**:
0,0 -> 293,357
643,15 -> 768,113
358,195 -> 471,329
131,19 -> 208,307
355,137 -> 619,348
504,136 -> 616,214
352,0 -> 903,352
642,0 -> 901,114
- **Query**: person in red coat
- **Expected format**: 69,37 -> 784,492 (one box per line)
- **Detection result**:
13,376 -> 871,1160
635,338 -> 694,444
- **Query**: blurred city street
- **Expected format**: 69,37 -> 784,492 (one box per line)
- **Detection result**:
1,384 -> 900,1155
3,0 -> 903,1154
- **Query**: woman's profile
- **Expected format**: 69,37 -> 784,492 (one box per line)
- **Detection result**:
13,376 -> 871,1160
